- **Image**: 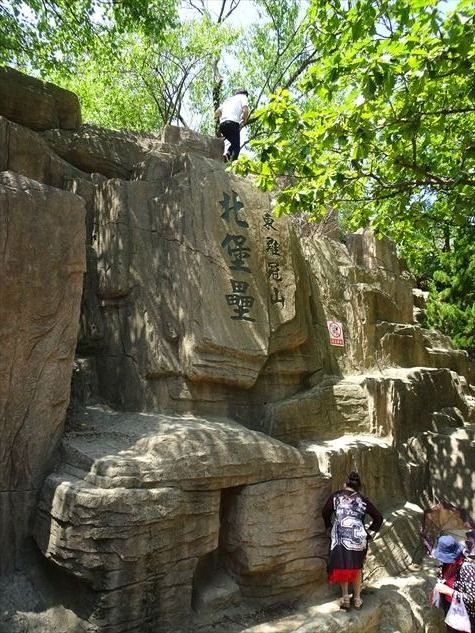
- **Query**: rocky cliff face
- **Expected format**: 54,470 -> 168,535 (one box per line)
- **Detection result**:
0,66 -> 474,633
0,166 -> 85,574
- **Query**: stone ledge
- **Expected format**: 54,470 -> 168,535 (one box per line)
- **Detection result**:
0,66 -> 81,130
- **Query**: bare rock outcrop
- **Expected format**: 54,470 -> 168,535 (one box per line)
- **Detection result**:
0,116 -> 88,188
40,122 -> 224,179
0,66 -> 81,131
85,154 -> 318,412
1,67 -> 474,633
0,171 -> 85,573
34,406 -> 329,632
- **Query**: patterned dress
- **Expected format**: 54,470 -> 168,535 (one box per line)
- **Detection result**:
438,558 -> 475,632
322,489 -> 383,583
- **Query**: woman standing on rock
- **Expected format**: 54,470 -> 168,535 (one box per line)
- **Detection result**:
433,533 -> 475,632
322,471 -> 383,610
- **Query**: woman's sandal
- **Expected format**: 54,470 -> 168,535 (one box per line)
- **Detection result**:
353,597 -> 363,610
340,596 -> 351,610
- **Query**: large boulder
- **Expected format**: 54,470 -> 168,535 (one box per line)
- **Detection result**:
34,405 -> 328,632
0,116 -> 88,188
264,367 -> 469,446
161,124 -> 224,160
0,171 -> 85,572
221,477 -> 329,599
41,125 -> 164,178
40,123 -> 223,179
81,152 -> 319,412
0,66 -> 81,131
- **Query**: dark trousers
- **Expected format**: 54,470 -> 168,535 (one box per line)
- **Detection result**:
219,120 -> 241,161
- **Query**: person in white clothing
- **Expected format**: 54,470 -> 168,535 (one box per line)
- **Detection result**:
214,89 -> 249,161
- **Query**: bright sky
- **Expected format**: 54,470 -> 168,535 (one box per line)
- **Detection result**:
179,0 -> 261,27
178,0 -> 263,133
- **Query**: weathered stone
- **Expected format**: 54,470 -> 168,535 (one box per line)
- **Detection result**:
86,154 -> 318,410
63,176 -> 106,356
0,492 -> 39,572
0,117 -> 88,188
41,125 -> 151,178
302,235 -> 415,374
303,435 -> 403,512
221,477 -> 330,600
0,66 -> 81,131
365,503 -> 424,580
0,171 -> 85,572
420,425 -> 475,517
376,322 -> 471,380
40,124 -> 222,180
33,407 -> 325,629
192,565 -> 241,613
0,555 -> 446,633
241,562 -> 445,633
346,228 -> 403,276
45,406 -> 320,490
34,473 -> 221,631
265,367 -> 469,446
35,476 -> 220,588
161,124 -> 224,160
413,288 -> 429,309
1,70 -> 473,633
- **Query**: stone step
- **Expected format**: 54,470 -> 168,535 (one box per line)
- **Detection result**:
193,557 -> 443,633
264,367 -> 469,446
375,322 -> 471,380
300,435 -> 401,512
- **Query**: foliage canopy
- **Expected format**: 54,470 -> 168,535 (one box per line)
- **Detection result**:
0,0 -> 177,71
236,0 -> 475,351
240,0 -> 475,229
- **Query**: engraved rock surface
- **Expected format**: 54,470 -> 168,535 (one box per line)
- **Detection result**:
1,70 -> 473,633
86,153 -> 318,411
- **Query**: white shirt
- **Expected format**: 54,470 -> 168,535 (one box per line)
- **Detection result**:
219,93 -> 249,123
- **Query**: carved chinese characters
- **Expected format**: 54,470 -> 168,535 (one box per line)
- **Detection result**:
263,212 -> 286,308
220,191 -> 256,322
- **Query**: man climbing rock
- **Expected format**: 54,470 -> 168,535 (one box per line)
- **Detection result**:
214,89 -> 249,162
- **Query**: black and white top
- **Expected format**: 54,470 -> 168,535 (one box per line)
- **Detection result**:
454,561 -> 475,624
322,489 -> 383,573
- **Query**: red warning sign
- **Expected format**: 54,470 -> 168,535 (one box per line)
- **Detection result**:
327,320 -> 344,347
